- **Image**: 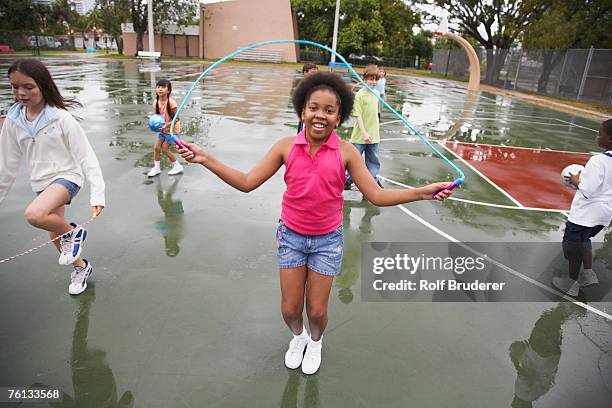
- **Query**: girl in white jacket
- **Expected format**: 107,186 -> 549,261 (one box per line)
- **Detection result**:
0,59 -> 105,295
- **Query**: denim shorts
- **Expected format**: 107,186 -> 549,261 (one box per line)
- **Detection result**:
158,132 -> 175,144
36,178 -> 81,205
276,220 -> 344,276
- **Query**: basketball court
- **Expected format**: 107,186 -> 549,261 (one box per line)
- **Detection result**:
0,57 -> 610,407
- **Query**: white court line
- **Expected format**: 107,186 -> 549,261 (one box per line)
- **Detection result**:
106,87 -> 131,94
425,109 -> 564,121
443,141 -> 593,156
380,119 -> 404,126
395,204 -> 612,321
468,117 -> 580,126
380,137 -> 422,142
555,118 -> 598,133
435,140 -> 525,207
379,176 -> 569,214
169,72 -> 207,80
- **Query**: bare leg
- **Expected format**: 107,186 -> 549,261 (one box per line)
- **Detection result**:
25,184 -> 72,235
153,138 -> 163,161
582,247 -> 593,270
279,266 -> 308,335
305,269 -> 334,341
24,184 -> 85,267
47,205 -> 85,268
161,142 -> 177,162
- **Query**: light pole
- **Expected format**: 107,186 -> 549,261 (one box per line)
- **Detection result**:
329,0 -> 341,70
148,0 -> 155,52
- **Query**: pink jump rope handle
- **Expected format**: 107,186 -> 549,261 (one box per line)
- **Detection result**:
433,179 -> 462,199
171,135 -> 187,150
170,134 -> 192,152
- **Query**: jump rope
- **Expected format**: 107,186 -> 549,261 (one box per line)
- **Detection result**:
1,40 -> 464,265
0,216 -> 96,264
168,39 -> 465,192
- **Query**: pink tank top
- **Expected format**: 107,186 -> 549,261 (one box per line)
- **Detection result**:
281,130 -> 346,235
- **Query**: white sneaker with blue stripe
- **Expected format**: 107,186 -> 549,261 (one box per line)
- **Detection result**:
69,259 -> 93,295
59,222 -> 87,265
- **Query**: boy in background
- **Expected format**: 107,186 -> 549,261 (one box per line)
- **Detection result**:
345,65 -> 383,191
297,63 -> 319,133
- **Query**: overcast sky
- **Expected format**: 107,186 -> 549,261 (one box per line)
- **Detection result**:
411,1 -> 451,33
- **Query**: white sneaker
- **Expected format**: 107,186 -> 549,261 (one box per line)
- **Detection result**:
577,269 -> 598,287
301,336 -> 322,375
147,166 -> 161,177
168,162 -> 183,176
58,223 -> 87,265
552,277 -> 579,297
69,259 -> 93,295
284,326 -> 309,369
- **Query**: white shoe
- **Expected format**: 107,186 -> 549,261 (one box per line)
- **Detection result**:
168,162 -> 183,175
284,326 -> 309,369
58,223 -> 87,265
301,336 -> 322,375
577,269 -> 598,287
147,166 -> 161,177
552,277 -> 579,297
69,259 -> 93,295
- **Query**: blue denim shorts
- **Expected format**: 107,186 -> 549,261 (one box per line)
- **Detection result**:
36,178 -> 81,205
276,220 -> 344,276
158,132 -> 175,144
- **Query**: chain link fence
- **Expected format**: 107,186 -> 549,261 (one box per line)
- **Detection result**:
433,47 -> 612,106
299,47 -> 418,69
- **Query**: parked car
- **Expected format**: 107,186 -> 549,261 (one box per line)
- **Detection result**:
28,36 -> 62,49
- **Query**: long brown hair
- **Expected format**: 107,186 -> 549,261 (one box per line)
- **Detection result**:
155,79 -> 175,120
8,59 -> 81,110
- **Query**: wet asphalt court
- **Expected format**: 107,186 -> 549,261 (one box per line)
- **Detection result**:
0,57 -> 610,407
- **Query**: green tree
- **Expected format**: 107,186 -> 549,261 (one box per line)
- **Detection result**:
522,0 -> 612,92
49,0 -> 80,35
428,0 -> 534,84
379,0 -> 420,58
128,0 -> 199,55
291,0 -> 336,48
291,0 -> 419,59
337,0 -> 385,55
410,30 -> 433,68
95,0 -> 129,54
0,0 -> 54,33
70,11 -> 92,49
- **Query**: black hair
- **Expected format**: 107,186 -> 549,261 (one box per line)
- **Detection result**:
602,119 -> 612,138
8,58 -> 81,110
292,72 -> 354,124
155,78 -> 175,120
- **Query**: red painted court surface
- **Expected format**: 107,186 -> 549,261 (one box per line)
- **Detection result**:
443,141 -> 592,210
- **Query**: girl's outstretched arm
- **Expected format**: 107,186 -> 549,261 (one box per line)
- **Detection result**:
342,142 -> 454,205
179,138 -> 290,193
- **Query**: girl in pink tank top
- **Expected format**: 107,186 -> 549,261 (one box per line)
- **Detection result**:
179,72 -> 454,375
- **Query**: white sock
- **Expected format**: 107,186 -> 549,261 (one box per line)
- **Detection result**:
309,335 -> 322,348
293,325 -> 308,339
153,160 -> 160,169
583,268 -> 593,273
172,160 -> 181,167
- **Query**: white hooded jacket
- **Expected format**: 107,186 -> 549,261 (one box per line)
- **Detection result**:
0,103 -> 105,206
